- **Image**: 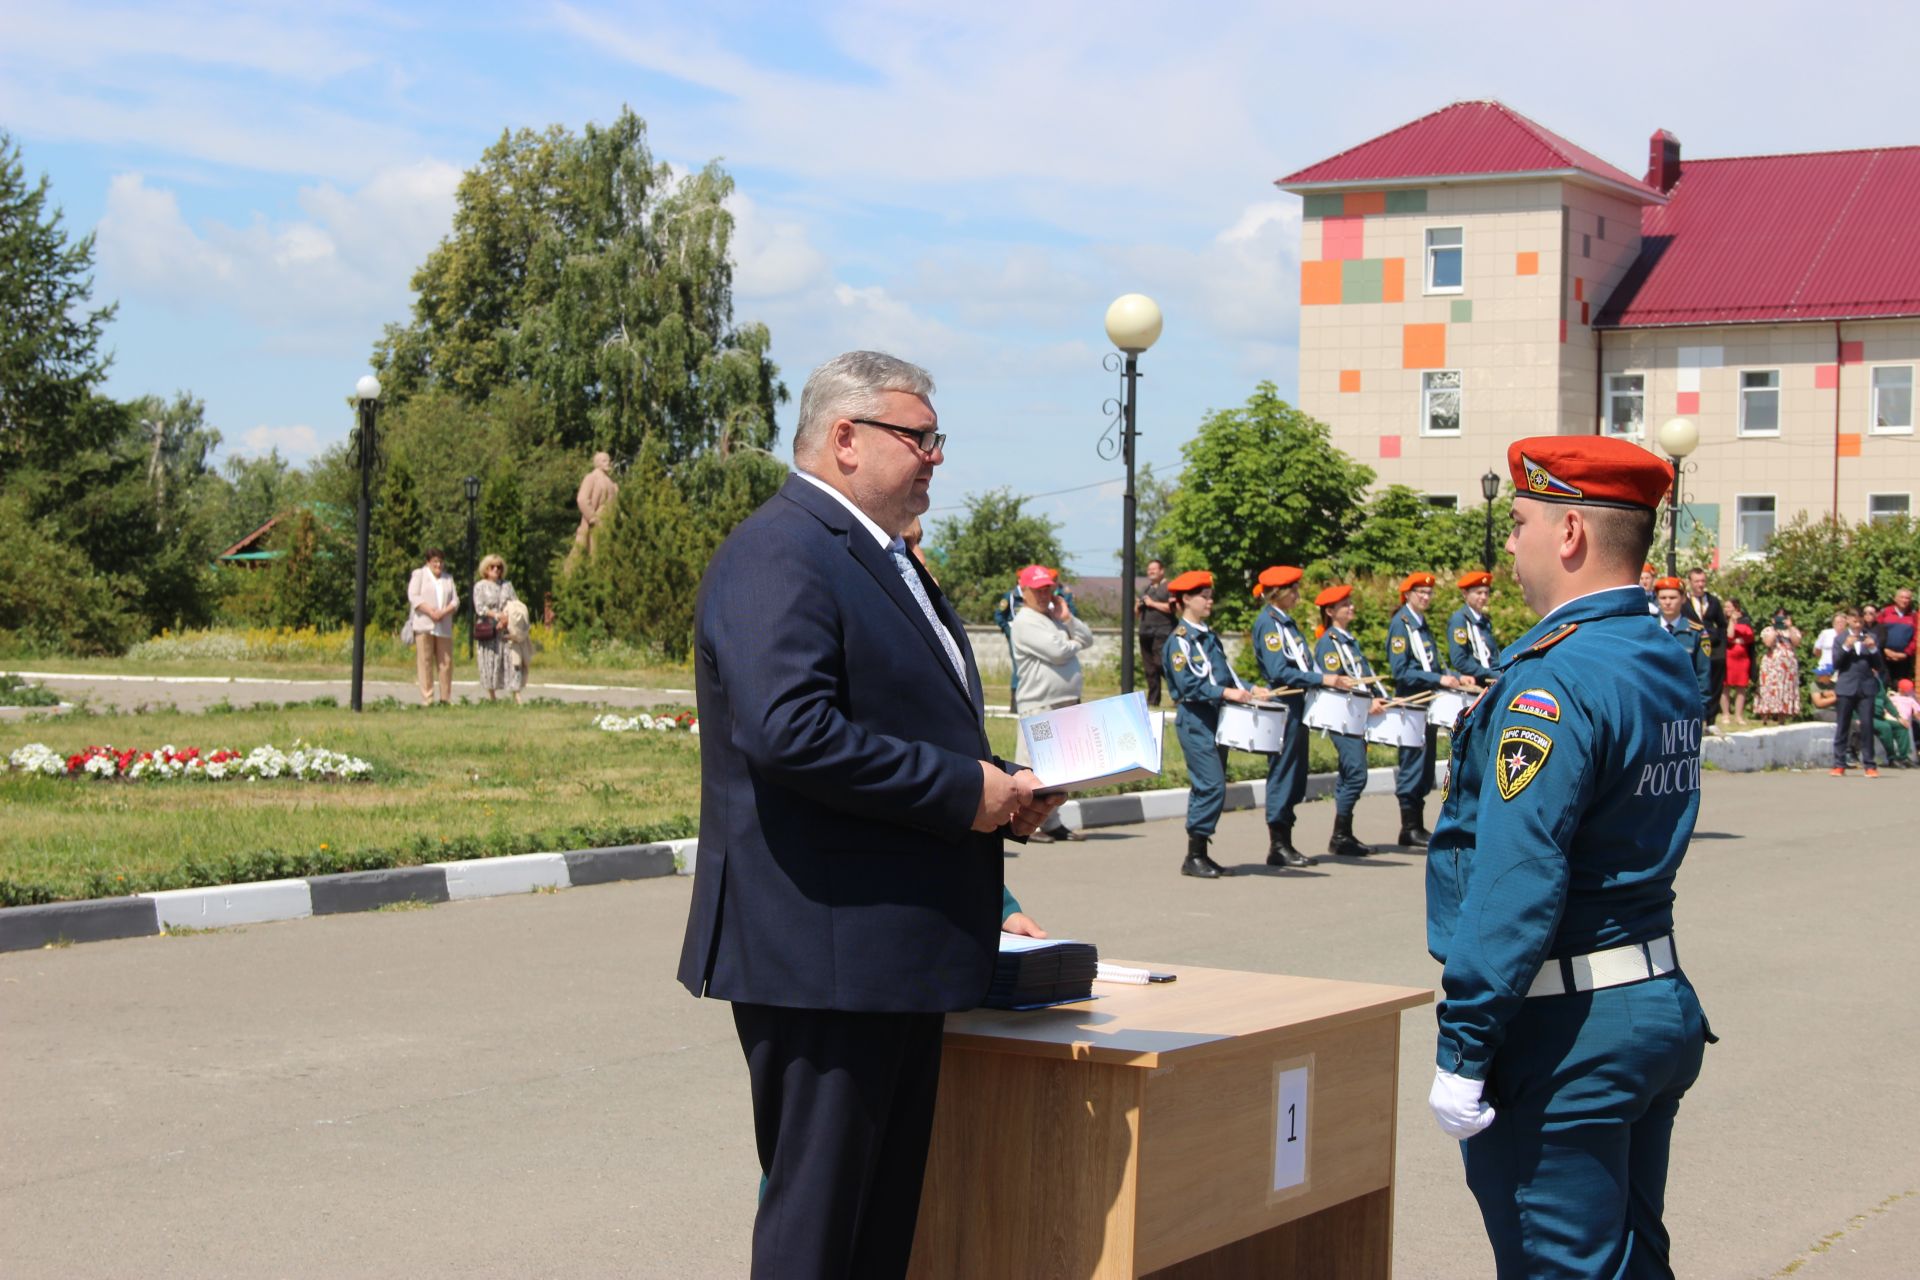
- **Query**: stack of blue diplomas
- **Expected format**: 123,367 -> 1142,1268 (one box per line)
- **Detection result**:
1018,691 -> 1163,795
984,934 -> 1099,1010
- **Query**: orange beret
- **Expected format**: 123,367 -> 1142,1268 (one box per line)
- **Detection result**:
1252,564 -> 1303,597
1315,584 -> 1352,608
1456,571 -> 1492,590
1653,576 -> 1684,592
1509,436 -> 1673,511
1643,563 -> 1658,575
1167,570 -> 1213,594
1397,572 -> 1436,596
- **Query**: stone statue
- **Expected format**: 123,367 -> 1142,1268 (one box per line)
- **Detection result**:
566,450 -> 620,574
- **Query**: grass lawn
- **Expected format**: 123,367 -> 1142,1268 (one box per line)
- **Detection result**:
0,698 -> 1420,904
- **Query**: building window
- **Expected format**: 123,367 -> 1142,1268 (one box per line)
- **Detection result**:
1871,366 -> 1913,432
1739,370 -> 1781,436
1736,495 -> 1777,555
1582,233 -> 1591,258
1606,373 -> 1645,436
1869,493 -> 1911,523
1422,494 -> 1459,510
1425,227 -> 1463,293
1421,370 -> 1462,435
1597,216 -> 1607,241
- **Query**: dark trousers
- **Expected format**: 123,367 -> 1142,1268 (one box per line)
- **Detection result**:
1833,693 -> 1877,768
1706,660 -> 1726,723
1463,975 -> 1708,1279
1331,732 -> 1369,815
733,1002 -> 946,1280
1397,723 -> 1439,802
1262,708 -> 1309,827
1141,631 -> 1169,706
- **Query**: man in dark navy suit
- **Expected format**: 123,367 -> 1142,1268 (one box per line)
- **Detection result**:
677,351 -> 1058,1279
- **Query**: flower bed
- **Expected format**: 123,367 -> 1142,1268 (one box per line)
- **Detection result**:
593,711 -> 698,734
7,741 -> 373,781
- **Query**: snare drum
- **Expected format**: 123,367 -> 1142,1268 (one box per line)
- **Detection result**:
1428,690 -> 1470,736
1303,688 -> 1369,736
1365,705 -> 1428,749
1214,702 -> 1289,752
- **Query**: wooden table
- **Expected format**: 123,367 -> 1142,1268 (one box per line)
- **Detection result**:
906,964 -> 1433,1278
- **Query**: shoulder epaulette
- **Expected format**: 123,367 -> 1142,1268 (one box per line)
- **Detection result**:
1174,624 -> 1188,637
1529,622 -> 1579,652
1686,620 -> 1704,632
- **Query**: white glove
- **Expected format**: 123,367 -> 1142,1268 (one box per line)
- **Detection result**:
1429,1069 -> 1496,1140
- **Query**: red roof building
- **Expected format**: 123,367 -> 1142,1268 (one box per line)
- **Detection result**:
1278,102 -> 1920,557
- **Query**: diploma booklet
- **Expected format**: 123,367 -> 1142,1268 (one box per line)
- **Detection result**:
1019,691 -> 1164,795
985,933 -> 1100,1010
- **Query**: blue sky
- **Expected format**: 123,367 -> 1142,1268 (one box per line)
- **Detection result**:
8,1 -> 1920,569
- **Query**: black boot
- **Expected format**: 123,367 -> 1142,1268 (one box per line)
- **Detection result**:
1266,823 -> 1317,868
1327,813 -> 1372,858
1182,833 -> 1234,878
1398,801 -> 1431,848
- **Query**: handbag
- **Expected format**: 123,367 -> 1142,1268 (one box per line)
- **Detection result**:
474,617 -> 498,641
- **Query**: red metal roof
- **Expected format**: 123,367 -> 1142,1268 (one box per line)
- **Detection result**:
1279,100 -> 1662,201
1596,147 -> 1920,328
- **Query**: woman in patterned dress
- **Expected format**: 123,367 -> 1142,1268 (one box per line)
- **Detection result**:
1754,611 -> 1803,723
472,554 -> 525,703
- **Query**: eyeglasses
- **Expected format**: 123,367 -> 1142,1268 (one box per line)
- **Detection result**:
852,418 -> 946,455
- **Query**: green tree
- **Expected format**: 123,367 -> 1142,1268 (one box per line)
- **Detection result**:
370,458 -> 425,632
260,507 -> 353,629
480,461 -> 527,598
1715,513 -> 1920,629
216,450 -> 307,550
0,131 -> 117,470
930,489 -> 1067,623
1335,484 -> 1513,579
1131,462 -> 1177,570
0,489 -> 142,653
1163,383 -> 1374,628
373,106 -> 786,465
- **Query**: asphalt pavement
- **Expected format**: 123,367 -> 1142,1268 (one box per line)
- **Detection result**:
3,770 -> 1916,1278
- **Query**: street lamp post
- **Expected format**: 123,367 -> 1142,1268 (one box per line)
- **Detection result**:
1479,470 -> 1500,572
349,375 -> 382,713
1102,293 -> 1163,696
1656,417 -> 1700,576
463,475 -> 480,659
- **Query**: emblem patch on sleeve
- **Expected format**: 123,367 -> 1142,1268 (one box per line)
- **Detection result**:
1495,726 -> 1553,801
1264,631 -> 1282,651
1507,688 -> 1561,722
1453,627 -> 1468,644
1323,651 -> 1341,671
1391,636 -> 1407,654
1171,650 -> 1187,671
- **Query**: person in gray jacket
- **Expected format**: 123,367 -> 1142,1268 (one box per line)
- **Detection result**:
1010,563 -> 1094,839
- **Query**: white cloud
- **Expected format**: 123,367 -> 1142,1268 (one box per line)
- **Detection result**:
95,161 -> 461,349
233,424 -> 320,460
726,192 -> 830,299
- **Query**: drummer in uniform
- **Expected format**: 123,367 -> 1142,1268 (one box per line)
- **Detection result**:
1447,571 -> 1501,693
1425,436 -> 1711,1278
1164,570 -> 1275,879
1252,564 -> 1357,868
1312,585 -> 1390,857
1654,575 -> 1713,716
1389,572 -> 1473,847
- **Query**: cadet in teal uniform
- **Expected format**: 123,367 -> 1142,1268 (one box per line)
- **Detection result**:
1388,572 -> 1472,847
1251,564 -> 1349,868
1446,570 -> 1501,688
1653,576 -> 1713,716
1312,585 -> 1390,857
1164,569 -> 1275,879
1425,436 -> 1712,1280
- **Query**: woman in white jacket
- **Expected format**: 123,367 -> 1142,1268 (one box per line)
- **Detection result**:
406,549 -> 460,705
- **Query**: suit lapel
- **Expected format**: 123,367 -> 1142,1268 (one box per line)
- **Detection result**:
780,477 -> 977,712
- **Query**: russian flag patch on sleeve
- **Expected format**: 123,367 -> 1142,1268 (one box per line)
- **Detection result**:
1508,688 -> 1561,722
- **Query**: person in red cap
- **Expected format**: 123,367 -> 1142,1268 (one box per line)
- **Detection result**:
1252,564 -> 1359,867
1425,434 -> 1712,1279
1311,584 -> 1391,857
1164,569 -> 1276,878
1387,571 -> 1474,846
1446,571 -> 1501,688
1009,563 -> 1094,839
